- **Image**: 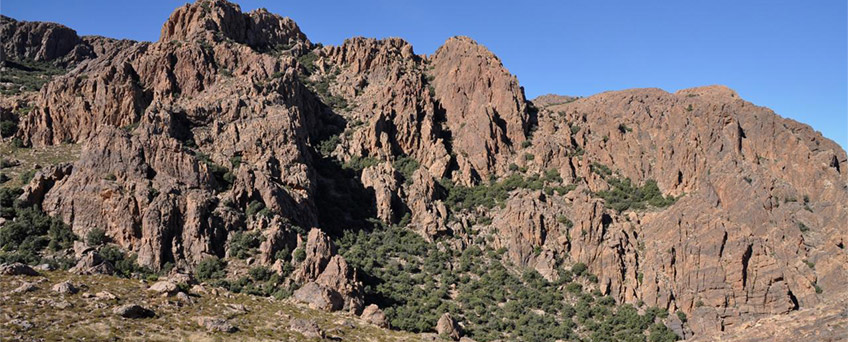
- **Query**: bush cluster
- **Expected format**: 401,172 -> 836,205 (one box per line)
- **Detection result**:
591,163 -> 676,212
337,224 -> 679,341
0,187 -> 77,264
441,171 -> 574,214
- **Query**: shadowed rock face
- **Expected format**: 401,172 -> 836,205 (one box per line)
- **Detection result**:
5,0 -> 847,339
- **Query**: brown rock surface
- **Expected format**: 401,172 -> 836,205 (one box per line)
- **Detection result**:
429,36 -> 530,182
360,304 -> 389,328
436,313 -> 461,340
4,1 -> 846,340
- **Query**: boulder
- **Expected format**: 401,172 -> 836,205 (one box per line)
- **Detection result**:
436,313 -> 462,340
11,282 -> 38,294
148,280 -> 179,296
289,318 -> 323,339
293,281 -> 343,312
113,304 -> 155,319
360,304 -> 389,328
69,252 -> 114,275
195,316 -> 237,333
0,263 -> 39,276
51,281 -> 79,295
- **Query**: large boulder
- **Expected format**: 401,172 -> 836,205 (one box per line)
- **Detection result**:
113,304 -> 155,318
0,263 -> 39,276
436,313 -> 462,340
195,316 -> 237,333
292,281 -> 343,312
51,281 -> 79,295
360,304 -> 389,328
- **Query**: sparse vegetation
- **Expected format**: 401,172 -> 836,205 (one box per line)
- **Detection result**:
0,59 -> 68,95
228,231 -> 262,259
591,163 -> 676,212
0,187 -> 77,265
393,155 -> 420,184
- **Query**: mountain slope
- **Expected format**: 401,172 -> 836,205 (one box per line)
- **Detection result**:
1,0 -> 846,340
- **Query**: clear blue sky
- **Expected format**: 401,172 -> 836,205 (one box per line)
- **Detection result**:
3,0 -> 846,148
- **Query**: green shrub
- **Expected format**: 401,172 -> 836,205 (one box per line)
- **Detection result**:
318,134 -> 340,156
571,262 -> 588,276
249,266 -> 274,282
229,231 -> 261,259
343,155 -> 379,172
595,176 -> 676,212
86,228 -> 108,246
0,191 -> 76,265
293,248 -> 306,262
99,245 -> 151,278
393,155 -> 420,184
18,169 -> 36,184
557,215 -> 573,228
297,52 -> 318,75
195,257 -> 227,282
0,120 -> 17,137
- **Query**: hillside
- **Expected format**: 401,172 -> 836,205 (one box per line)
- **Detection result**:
1,1 -> 846,341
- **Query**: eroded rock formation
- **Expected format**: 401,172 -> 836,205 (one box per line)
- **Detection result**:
4,0 -> 846,339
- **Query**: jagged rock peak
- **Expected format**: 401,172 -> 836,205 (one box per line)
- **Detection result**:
0,15 -> 82,63
429,35 -> 531,181
159,0 -> 311,51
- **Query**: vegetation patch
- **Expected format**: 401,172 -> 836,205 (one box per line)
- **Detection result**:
591,163 -> 677,212
338,224 -> 679,341
0,187 -> 77,265
0,59 -> 68,95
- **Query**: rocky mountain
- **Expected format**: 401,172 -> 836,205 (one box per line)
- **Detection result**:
1,1 -> 846,341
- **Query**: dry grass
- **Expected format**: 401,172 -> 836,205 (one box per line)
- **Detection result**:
0,270 -> 430,341
0,141 -> 81,188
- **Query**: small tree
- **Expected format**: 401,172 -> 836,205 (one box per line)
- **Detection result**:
86,228 -> 108,246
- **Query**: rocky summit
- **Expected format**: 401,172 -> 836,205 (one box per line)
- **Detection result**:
1,1 -> 846,341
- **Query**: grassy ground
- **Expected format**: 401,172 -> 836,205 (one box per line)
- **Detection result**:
0,141 -> 81,188
0,60 -> 67,96
0,270 -> 429,341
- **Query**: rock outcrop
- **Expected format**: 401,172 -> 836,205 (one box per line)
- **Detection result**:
436,313 -> 462,340
0,262 -> 39,276
113,304 -> 155,318
4,1 -> 847,341
360,304 -> 389,328
429,36 -> 530,182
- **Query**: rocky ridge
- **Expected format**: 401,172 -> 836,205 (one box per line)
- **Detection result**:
1,0 -> 846,340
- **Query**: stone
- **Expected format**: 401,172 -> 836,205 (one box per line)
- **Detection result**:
95,291 -> 117,300
360,304 -> 389,328
175,291 -> 192,303
289,318 -> 323,339
33,264 -> 54,271
436,313 -> 462,340
148,280 -> 179,296
69,252 -> 114,275
292,281 -> 343,312
51,281 -> 78,295
195,316 -> 237,333
0,263 -> 39,276
113,304 -> 155,318
11,282 -> 38,294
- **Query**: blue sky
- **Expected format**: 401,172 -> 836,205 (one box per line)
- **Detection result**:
3,0 -> 846,148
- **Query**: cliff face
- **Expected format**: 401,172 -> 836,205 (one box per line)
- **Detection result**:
2,0 -> 846,340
